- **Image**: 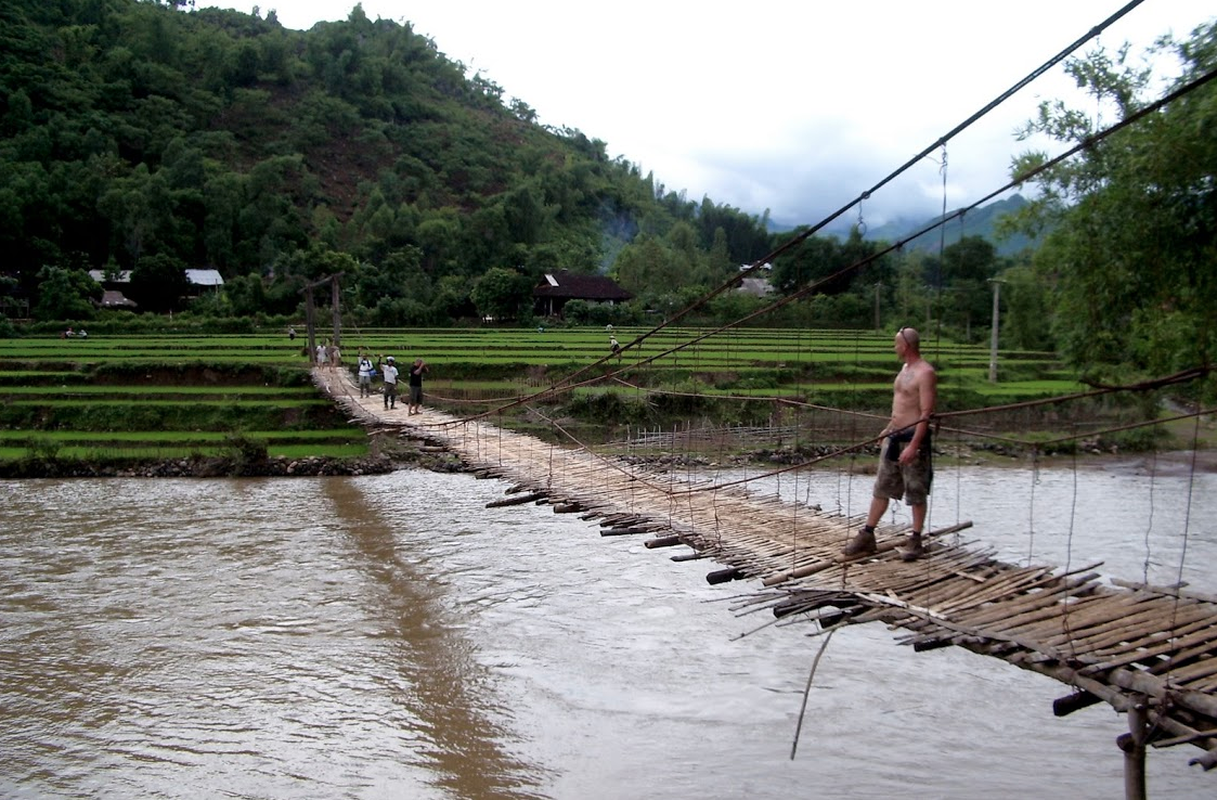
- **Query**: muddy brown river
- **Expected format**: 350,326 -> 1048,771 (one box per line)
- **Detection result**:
2,458 -> 1214,798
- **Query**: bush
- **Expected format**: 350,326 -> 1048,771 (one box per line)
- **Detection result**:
225,433 -> 269,475
1097,425 -> 1170,453
564,391 -> 649,424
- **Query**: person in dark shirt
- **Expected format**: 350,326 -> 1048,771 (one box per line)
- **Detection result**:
407,358 -> 428,415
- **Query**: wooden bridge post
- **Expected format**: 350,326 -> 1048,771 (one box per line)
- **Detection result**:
299,273 -> 343,365
304,285 -> 316,364
1119,698 -> 1149,800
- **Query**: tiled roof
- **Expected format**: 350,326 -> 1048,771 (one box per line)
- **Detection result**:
532,270 -> 632,301
100,290 -> 137,308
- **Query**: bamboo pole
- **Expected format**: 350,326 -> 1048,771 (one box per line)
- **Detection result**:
1121,699 -> 1149,800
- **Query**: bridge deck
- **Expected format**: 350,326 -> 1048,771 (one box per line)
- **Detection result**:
316,369 -> 1217,772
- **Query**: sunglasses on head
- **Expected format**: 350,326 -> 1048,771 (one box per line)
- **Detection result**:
898,327 -> 913,346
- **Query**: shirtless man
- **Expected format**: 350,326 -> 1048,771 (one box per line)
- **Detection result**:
842,327 -> 937,561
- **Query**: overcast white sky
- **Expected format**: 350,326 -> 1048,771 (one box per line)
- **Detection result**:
232,1 -> 1212,228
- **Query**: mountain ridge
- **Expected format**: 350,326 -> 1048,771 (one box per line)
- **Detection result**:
770,195 -> 1040,258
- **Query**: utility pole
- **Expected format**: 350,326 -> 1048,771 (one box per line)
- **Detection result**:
988,278 -> 1004,383
873,281 -> 883,331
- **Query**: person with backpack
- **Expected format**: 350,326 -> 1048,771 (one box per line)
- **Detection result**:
357,352 -> 375,398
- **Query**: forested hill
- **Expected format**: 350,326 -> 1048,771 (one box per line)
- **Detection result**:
0,0 -> 774,319
860,196 -> 1044,258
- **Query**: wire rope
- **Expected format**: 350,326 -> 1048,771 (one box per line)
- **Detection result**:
1027,445 -> 1040,568
452,6 -> 1185,428
1062,430 -> 1080,664
1166,414 -> 1202,679
790,626 -> 838,760
1141,447 -> 1157,585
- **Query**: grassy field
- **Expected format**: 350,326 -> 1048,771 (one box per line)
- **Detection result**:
342,325 -> 1082,390
0,326 -> 1113,468
0,331 -> 354,468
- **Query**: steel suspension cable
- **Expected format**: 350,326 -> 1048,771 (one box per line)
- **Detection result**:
449,1 -> 1154,425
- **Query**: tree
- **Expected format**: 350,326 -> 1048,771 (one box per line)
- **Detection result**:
936,236 -> 1000,340
129,252 -> 189,313
471,267 -> 531,321
1001,264 -> 1054,351
0,273 -> 19,336
432,274 -> 475,322
354,246 -> 424,308
612,234 -> 681,301
770,229 -> 877,297
33,266 -> 100,322
1011,22 -> 1217,390
222,272 -> 266,317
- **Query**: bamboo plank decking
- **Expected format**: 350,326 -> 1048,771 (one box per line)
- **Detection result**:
315,369 -> 1217,773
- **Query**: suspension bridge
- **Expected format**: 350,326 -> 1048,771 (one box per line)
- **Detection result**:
312,366 -> 1217,792
294,18 -> 1217,796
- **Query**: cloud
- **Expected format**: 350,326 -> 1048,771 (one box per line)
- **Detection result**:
257,1 -> 1214,228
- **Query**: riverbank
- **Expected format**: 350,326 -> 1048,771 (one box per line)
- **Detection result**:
6,433 -> 1210,480
0,436 -> 465,479
616,440 -> 1217,476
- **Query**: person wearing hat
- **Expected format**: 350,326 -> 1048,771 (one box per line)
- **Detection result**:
379,355 -> 399,410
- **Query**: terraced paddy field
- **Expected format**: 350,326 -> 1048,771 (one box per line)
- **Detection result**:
347,326 -> 1077,385
359,327 -> 1086,418
0,332 -> 366,472
0,327 -> 1108,472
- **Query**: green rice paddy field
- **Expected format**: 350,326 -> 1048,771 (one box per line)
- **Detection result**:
0,327 -> 1084,465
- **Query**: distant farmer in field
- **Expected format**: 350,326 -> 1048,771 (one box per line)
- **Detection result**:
381,356 -> 399,410
407,358 -> 428,415
357,351 -> 375,398
288,326 -> 296,341
842,326 -> 937,562
609,335 -> 620,357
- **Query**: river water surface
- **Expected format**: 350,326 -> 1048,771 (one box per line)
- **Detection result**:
2,457 -> 1215,798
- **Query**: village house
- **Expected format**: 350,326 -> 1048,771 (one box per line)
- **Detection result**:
532,270 -> 632,317
88,269 -> 137,309
88,267 -> 225,308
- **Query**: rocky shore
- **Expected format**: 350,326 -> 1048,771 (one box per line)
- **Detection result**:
3,437 -> 1210,480
0,442 -> 467,480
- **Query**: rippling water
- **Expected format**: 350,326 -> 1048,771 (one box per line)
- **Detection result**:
1,457 -> 1214,798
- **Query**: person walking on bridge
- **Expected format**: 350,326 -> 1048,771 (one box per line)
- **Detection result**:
357,351 -> 375,398
380,355 -> 399,410
407,358 -> 428,415
842,326 -> 937,561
